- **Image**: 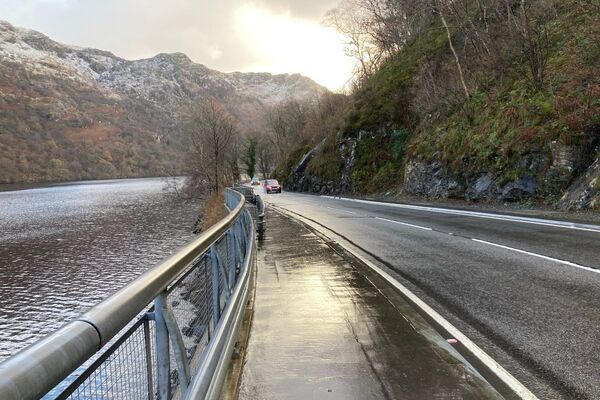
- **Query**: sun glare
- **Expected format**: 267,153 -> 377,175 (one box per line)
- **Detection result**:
235,6 -> 354,91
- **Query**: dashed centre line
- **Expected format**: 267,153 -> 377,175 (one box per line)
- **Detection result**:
472,239 -> 599,275
366,215 -> 598,275
375,217 -> 433,231
326,206 -> 357,215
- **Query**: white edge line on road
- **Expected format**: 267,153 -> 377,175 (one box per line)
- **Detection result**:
273,205 -> 538,400
342,247 -> 538,400
472,239 -> 599,275
322,196 -> 600,233
326,206 -> 356,214
375,217 -> 433,231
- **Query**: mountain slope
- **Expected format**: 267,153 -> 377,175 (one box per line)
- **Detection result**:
275,1 -> 600,211
0,21 -> 325,183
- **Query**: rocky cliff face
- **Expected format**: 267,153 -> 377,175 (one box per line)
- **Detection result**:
0,21 -> 325,182
402,125 -> 600,209
283,128 -> 600,210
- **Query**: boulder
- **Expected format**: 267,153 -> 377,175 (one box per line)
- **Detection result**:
404,160 -> 466,198
466,173 -> 494,201
500,178 -> 537,202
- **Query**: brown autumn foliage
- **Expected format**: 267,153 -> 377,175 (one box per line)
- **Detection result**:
196,190 -> 225,233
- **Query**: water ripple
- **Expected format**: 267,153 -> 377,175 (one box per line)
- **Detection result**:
0,178 -> 200,360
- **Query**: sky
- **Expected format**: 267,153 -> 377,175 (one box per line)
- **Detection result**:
0,0 -> 355,90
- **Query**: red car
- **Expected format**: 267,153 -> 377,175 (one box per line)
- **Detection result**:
264,179 -> 282,193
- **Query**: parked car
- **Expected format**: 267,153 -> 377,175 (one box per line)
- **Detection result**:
264,179 -> 282,193
251,176 -> 260,185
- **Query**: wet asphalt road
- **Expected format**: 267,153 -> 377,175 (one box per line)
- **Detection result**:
262,191 -> 600,400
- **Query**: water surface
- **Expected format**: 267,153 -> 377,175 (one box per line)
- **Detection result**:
0,178 -> 200,360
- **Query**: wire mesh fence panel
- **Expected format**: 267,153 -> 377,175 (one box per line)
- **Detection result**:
61,319 -> 156,400
214,237 -> 229,313
167,255 -> 212,373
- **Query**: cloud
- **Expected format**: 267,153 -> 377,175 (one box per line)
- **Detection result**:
235,6 -> 354,90
0,0 -> 351,89
252,0 -> 338,19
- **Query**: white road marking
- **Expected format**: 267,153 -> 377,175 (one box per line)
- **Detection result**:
326,206 -> 356,215
347,248 -> 539,400
322,196 -> 600,233
472,239 -> 599,275
375,217 -> 433,231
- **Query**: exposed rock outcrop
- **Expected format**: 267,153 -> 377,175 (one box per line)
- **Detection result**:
285,139 -> 325,192
282,124 -> 599,210
559,157 -> 600,210
403,132 -> 599,208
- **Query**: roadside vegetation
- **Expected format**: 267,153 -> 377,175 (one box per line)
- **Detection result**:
274,0 -> 600,210
195,190 -> 226,233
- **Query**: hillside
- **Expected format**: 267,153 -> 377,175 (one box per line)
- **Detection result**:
275,0 -> 600,211
0,21 -> 325,183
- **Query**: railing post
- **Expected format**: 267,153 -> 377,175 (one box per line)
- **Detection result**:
236,214 -> 245,276
227,228 -> 237,287
162,301 -> 191,395
210,246 -> 221,322
256,195 -> 265,241
154,293 -> 171,400
143,318 -> 155,400
239,218 -> 246,257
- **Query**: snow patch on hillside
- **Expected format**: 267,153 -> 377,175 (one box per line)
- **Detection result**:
0,20 -> 326,124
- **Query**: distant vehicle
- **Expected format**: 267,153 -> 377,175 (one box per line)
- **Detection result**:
251,177 -> 260,185
264,179 -> 282,193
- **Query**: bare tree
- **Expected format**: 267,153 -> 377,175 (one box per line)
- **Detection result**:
435,0 -> 470,99
267,100 -> 309,164
324,1 -> 384,84
361,0 -> 435,53
226,132 -> 242,184
257,135 -> 275,179
516,0 -> 550,89
243,137 -> 257,180
325,0 -> 436,86
185,99 -> 237,195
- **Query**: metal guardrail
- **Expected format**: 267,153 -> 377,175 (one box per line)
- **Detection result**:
0,188 -> 256,400
231,185 -> 265,241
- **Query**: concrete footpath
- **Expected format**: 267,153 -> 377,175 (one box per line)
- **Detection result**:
236,209 -> 503,399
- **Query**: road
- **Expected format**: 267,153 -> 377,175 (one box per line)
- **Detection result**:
260,190 -> 600,400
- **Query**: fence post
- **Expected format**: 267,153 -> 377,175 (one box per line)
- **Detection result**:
143,318 -> 155,400
256,195 -> 265,241
240,219 -> 246,267
239,217 -> 247,256
162,300 -> 191,395
154,293 -> 171,400
210,246 -> 221,322
227,228 -> 237,288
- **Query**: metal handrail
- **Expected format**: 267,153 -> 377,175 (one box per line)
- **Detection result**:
0,189 -> 248,400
